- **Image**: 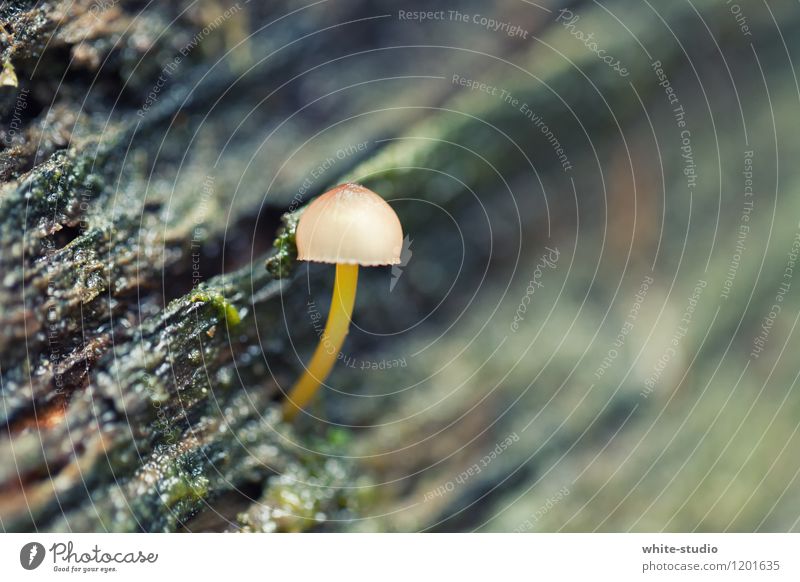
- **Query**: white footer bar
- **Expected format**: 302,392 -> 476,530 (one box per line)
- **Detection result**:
2,533 -> 797,581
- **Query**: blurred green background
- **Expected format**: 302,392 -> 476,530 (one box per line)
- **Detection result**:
2,0 -> 800,532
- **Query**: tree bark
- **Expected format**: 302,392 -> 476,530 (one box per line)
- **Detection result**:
2,0 -> 799,532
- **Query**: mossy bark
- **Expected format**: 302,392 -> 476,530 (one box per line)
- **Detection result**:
2,0 -> 799,532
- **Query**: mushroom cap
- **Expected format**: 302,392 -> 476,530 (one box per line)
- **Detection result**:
296,183 -> 403,266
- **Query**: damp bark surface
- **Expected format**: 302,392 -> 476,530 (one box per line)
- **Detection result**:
2,0 -> 800,532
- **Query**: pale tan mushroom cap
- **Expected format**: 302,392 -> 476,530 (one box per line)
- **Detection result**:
296,183 -> 403,266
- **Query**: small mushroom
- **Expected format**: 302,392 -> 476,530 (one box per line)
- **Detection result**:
283,183 -> 403,420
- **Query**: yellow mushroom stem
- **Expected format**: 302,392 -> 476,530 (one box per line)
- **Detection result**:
283,263 -> 359,420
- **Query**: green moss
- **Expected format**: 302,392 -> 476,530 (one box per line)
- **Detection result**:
265,209 -> 301,278
236,427 -> 359,533
189,289 -> 241,326
1,59 -> 17,87
325,427 -> 352,449
125,445 -> 213,530
0,149 -> 106,237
